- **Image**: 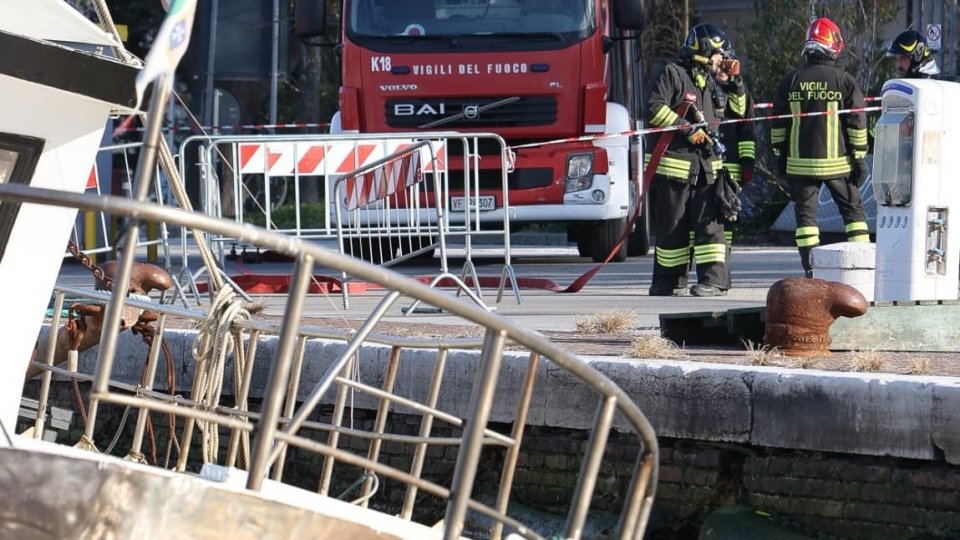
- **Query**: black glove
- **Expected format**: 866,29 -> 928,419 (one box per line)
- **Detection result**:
849,158 -> 869,188
716,168 -> 742,222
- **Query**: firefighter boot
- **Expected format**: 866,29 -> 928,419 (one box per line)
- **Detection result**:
649,280 -> 688,297
690,283 -> 728,297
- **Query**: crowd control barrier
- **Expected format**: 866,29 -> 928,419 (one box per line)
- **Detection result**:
332,140 -> 482,309
176,132 -> 521,307
69,142 -> 174,286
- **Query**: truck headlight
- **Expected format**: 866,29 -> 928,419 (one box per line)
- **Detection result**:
564,154 -> 593,193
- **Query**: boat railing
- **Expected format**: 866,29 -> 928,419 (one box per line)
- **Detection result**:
6,182 -> 657,540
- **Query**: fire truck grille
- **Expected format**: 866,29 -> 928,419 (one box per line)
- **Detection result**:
443,168 -> 554,191
385,96 -> 557,128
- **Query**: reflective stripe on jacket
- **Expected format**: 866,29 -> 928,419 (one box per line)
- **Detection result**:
646,61 -> 746,184
771,56 -> 868,180
720,89 -> 755,182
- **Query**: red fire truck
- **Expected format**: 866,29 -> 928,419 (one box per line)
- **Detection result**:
299,0 -> 647,261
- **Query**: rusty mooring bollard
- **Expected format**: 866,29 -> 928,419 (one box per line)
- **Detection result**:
97,260 -> 175,295
764,277 -> 868,356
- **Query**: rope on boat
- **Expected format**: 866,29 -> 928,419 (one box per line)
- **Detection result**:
75,434 -> 99,452
191,286 -> 251,464
156,139 -> 226,293
338,472 -> 380,505
90,0 -> 140,65
104,405 -> 134,455
89,0 -> 226,296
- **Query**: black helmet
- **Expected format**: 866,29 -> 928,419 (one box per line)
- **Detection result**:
682,24 -> 734,65
889,30 -> 930,64
888,30 -> 939,77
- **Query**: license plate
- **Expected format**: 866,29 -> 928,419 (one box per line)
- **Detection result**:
451,196 -> 496,211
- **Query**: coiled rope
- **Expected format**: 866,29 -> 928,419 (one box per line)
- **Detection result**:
191,286 -> 252,464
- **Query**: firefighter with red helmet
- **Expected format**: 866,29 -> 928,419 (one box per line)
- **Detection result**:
771,17 -> 870,278
645,23 -> 747,297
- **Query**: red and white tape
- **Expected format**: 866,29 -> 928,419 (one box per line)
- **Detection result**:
114,121 -> 329,136
509,104 -> 882,150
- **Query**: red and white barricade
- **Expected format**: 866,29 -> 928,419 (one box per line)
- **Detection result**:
179,132 -> 518,307
69,142 -> 172,267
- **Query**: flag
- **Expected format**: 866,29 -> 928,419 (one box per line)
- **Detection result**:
133,0 -> 198,109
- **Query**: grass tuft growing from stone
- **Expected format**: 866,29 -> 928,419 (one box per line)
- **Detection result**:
628,335 -> 684,359
906,358 -> 931,375
848,350 -> 889,372
575,310 -> 637,334
742,339 -> 781,366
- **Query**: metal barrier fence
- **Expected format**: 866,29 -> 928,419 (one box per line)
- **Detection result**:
69,142 -> 173,269
8,183 -> 659,540
176,132 -> 521,307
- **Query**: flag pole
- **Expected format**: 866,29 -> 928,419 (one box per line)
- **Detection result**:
83,73 -> 173,446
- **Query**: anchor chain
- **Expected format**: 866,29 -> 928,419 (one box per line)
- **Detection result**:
66,241 -> 113,291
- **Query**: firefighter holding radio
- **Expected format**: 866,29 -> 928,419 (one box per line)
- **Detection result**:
771,17 -> 870,278
646,23 -> 747,297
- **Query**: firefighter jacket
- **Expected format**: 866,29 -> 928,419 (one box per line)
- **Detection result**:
645,61 -> 747,184
771,56 -> 868,180
719,89 -> 755,183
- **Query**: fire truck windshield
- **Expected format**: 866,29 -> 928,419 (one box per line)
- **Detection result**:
348,0 -> 592,38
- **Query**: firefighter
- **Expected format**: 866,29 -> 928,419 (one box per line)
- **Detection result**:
645,23 -> 747,297
888,30 -> 942,79
685,51 -> 754,290
887,30 -> 959,82
870,31 -> 957,153
771,17 -> 870,278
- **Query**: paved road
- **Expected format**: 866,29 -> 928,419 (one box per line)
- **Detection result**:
366,245 -> 800,331
58,242 -> 801,334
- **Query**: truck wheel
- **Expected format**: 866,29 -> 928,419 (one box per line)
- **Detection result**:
627,206 -> 651,257
588,217 -> 628,263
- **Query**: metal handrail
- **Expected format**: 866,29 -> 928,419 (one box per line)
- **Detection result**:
6,182 -> 657,540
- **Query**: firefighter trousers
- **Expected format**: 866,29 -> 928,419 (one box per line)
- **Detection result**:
788,175 -> 870,275
687,228 -> 734,289
652,172 -> 727,291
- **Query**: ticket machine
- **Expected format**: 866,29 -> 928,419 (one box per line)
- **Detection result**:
873,79 -> 960,301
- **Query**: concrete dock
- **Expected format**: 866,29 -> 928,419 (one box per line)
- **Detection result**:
42,241 -> 960,539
